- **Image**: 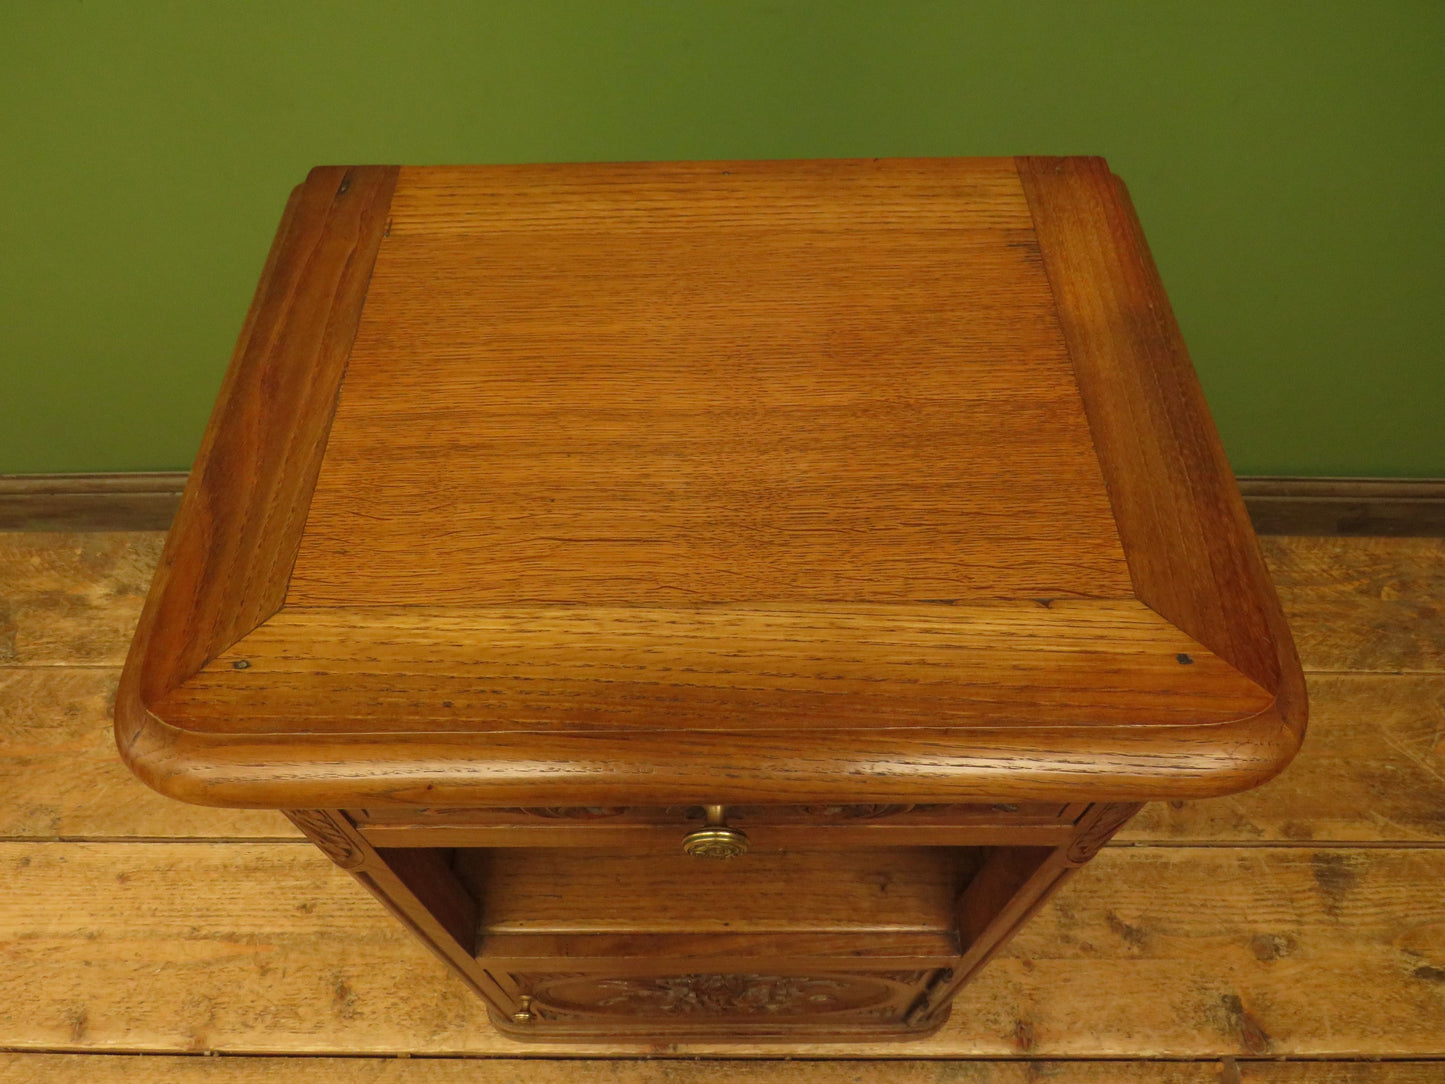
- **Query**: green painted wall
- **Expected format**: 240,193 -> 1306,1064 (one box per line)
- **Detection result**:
3,2 -> 1441,475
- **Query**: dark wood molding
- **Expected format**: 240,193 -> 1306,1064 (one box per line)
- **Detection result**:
1236,476 -> 1445,537
3,471 -> 1443,535
0,471 -> 188,531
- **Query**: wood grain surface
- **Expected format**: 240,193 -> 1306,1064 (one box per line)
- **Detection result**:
0,667 -> 289,840
1017,156 -> 1303,755
2,528 -> 1442,1074
108,158 -> 1311,822
161,601 -> 1267,734
0,532 -> 162,666
293,161 -> 1123,607
8,1056 -> 1443,1084
10,670 -> 1438,845
1238,1066 -> 1445,1083
353,802 -> 1078,851
8,532 -> 1432,677
12,155 -> 1429,1068
6,539 -> 1439,839
384,159 -> 1035,236
1261,536 -> 1445,672
472,847 -> 964,935
112,159 -> 1305,812
117,165 -> 397,711
3,841 -> 1443,1056
11,470 -> 1441,537
1,1058 -> 1440,1084
0,1054 -> 1233,1083
1121,674 -> 1445,844
102,719 -> 1311,809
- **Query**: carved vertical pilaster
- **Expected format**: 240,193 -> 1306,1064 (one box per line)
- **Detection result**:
282,808 -> 511,1018
284,809 -> 371,870
1065,802 -> 1144,866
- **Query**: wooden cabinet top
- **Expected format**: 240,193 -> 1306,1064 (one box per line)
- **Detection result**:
116,158 -> 1305,810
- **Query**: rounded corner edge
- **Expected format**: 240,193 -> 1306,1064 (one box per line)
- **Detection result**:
113,660 -> 230,809
1185,682 -> 1309,801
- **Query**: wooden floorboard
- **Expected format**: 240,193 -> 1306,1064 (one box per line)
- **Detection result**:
0,667 -> 294,840
0,1053 -> 1238,1082
3,534 -> 1443,674
0,532 -> 162,667
3,1056 -> 1444,1084
1119,673 -> 1445,844
1258,536 -> 1445,672
1,531 -> 1443,1075
3,667 -> 1440,845
2,841 -> 1443,1056
1238,1065 -> 1445,1083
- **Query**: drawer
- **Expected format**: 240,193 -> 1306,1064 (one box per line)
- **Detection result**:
351,802 -> 1084,851
458,846 -> 966,1040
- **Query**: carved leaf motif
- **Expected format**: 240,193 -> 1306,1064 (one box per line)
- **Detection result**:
1066,802 -> 1143,865
526,972 -> 904,1019
795,804 -> 916,819
286,809 -> 366,870
510,807 -> 629,820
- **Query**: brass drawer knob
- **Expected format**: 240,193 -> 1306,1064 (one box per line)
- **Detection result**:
510,995 -> 535,1024
682,804 -> 749,858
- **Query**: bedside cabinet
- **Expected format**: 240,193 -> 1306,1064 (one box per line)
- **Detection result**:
116,157 -> 1305,1042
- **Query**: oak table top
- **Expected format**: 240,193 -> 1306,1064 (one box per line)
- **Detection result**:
115,157 -> 1306,813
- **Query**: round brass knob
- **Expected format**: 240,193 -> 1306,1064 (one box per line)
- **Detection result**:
510,995 -> 535,1024
682,804 -> 749,858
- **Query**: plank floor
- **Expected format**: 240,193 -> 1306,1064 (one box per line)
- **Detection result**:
2,532 -> 1443,1081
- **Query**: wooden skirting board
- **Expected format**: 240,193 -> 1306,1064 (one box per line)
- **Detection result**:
0,472 -> 186,532
1237,477 -> 1445,537
1,470 -> 1443,535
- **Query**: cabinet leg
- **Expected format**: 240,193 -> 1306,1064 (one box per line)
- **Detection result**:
284,809 -> 511,1015
926,802 -> 1144,1017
